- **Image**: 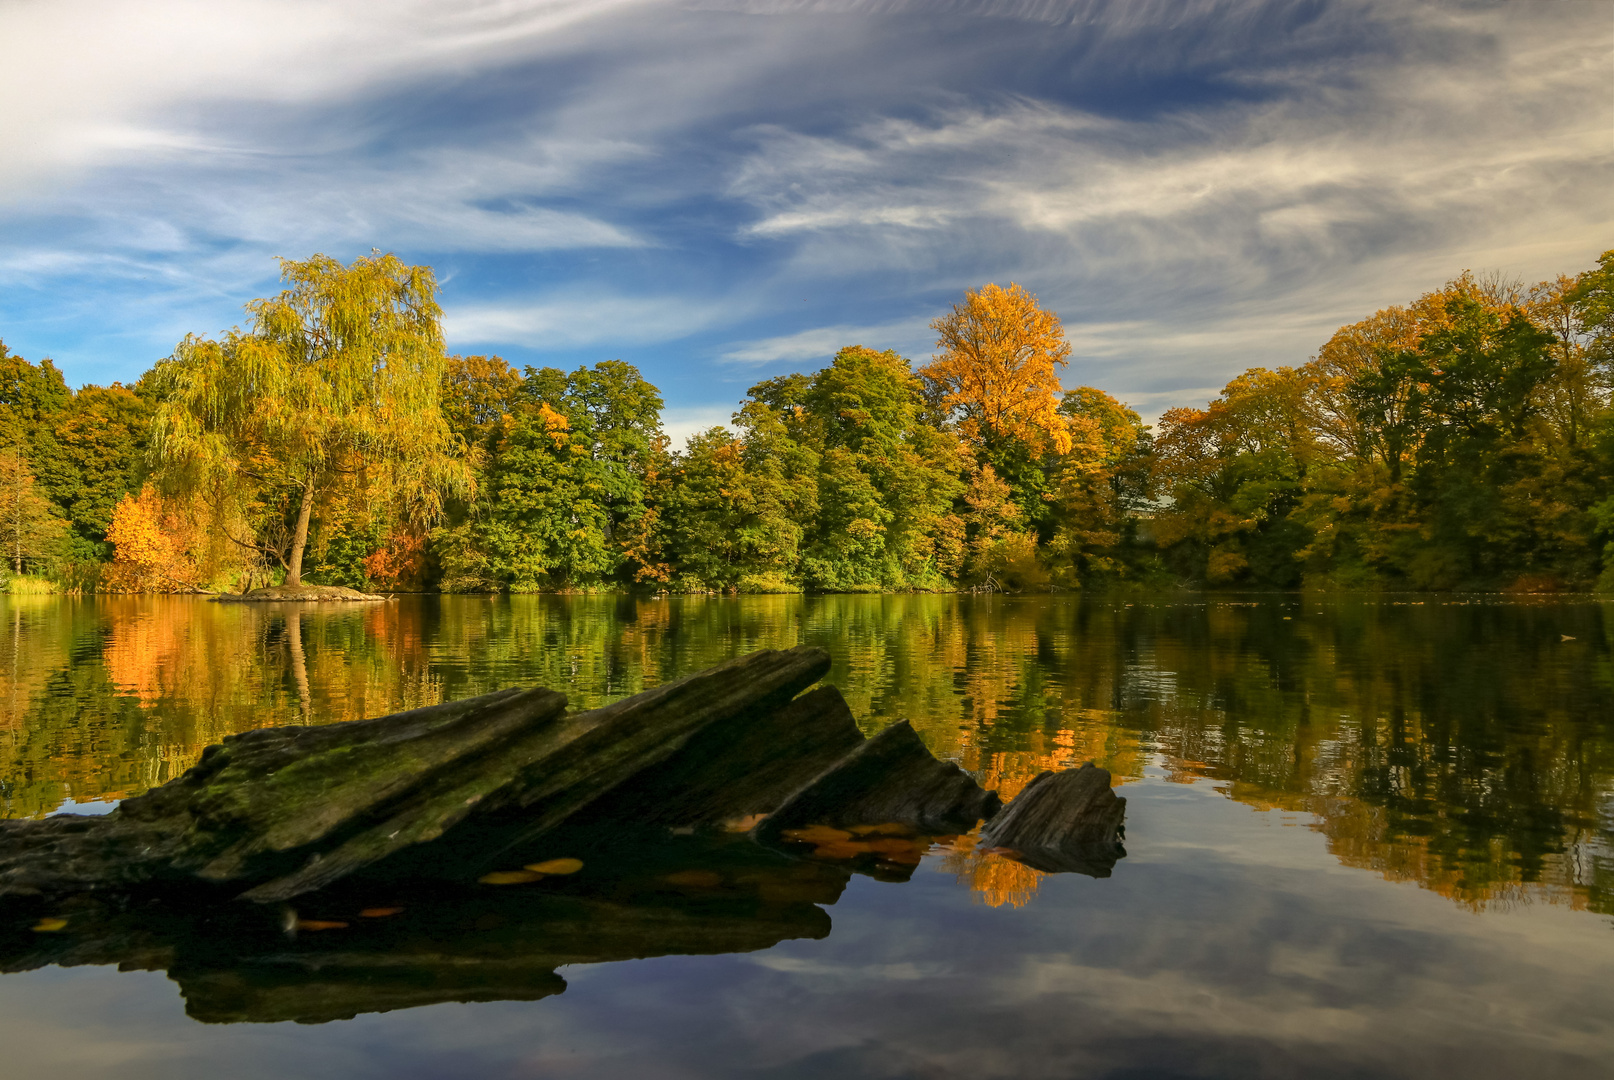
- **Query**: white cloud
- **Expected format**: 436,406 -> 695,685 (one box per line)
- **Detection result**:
0,0 -> 655,197
0,0 -> 1610,418
444,293 -> 724,349
660,405 -> 739,449
718,319 -> 930,364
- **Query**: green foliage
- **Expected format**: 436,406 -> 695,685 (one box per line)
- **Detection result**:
435,359 -> 665,591
11,251 -> 1614,595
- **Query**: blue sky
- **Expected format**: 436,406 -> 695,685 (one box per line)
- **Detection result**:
1,0 -> 1610,443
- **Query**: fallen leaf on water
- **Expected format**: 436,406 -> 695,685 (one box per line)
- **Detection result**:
1562,635 -> 1576,641
480,870 -> 544,885
297,920 -> 349,931
359,907 -> 404,918
722,813 -> 767,833
524,858 -> 583,875
782,825 -> 852,845
662,870 -> 724,888
30,917 -> 68,933
847,822 -> 915,837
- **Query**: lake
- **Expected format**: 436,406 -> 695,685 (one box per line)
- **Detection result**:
2,593 -> 1612,1078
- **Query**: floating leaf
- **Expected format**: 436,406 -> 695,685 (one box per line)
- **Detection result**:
30,917 -> 68,933
296,919 -> 349,931
359,907 -> 404,918
524,857 -> 583,875
782,825 -> 852,845
722,813 -> 767,833
480,870 -> 543,885
662,869 -> 723,888
847,822 -> 914,837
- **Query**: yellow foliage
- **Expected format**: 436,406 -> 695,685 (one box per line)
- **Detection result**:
922,282 -> 1073,455
104,485 -> 201,593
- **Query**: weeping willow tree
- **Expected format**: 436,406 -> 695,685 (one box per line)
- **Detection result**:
149,253 -> 471,587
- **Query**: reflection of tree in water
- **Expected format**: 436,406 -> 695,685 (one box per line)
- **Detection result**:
0,593 -> 1611,915
938,835 -> 1048,908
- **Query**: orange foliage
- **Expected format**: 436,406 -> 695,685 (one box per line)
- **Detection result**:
362,528 -> 428,589
921,282 -> 1073,455
939,835 -> 1049,909
103,485 -> 200,592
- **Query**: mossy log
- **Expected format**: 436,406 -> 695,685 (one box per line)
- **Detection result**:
0,647 -> 831,903
976,762 -> 1126,876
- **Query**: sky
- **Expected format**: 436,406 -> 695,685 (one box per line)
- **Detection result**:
0,0 -> 1610,445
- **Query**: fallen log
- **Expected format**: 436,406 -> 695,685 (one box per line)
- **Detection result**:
752,720 -> 1002,843
976,762 -> 1126,876
0,646 -> 830,903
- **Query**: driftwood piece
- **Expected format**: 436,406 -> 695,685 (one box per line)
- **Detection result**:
977,762 -> 1126,876
753,720 -> 1001,842
0,646 -> 831,904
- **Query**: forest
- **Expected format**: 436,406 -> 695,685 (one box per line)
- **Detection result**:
1,247 -> 1612,595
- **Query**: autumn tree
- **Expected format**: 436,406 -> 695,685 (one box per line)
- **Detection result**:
1044,387 -> 1152,585
149,253 -> 470,587
1153,367 -> 1327,586
0,445 -> 68,575
103,485 -> 204,592
920,283 -> 1072,529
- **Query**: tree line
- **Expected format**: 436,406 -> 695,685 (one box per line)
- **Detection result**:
1,247 -> 1611,594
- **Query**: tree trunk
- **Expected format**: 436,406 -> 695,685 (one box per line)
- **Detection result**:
285,477 -> 316,587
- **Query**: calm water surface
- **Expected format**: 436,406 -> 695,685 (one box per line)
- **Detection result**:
2,593 -> 1612,1078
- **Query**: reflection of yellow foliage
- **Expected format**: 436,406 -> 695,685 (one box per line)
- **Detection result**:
939,834 -> 1047,908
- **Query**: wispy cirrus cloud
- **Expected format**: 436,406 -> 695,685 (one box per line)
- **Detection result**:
445,293 -> 727,350
0,0 -> 1607,416
718,319 -> 932,364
